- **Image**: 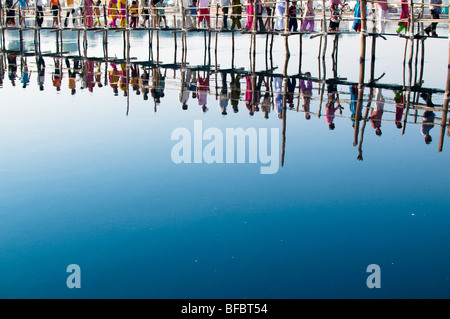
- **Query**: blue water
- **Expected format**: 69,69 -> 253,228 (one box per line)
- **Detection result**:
0,28 -> 449,299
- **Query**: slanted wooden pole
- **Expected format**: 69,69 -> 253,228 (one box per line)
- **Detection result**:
438,9 -> 450,152
353,0 -> 367,146
281,54 -> 290,167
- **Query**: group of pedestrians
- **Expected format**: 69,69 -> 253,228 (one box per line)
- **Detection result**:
0,0 -> 444,36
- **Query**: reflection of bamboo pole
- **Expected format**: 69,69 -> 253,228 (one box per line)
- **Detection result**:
298,34 -> 302,74
265,33 -> 269,70
208,30 -> 211,65
401,37 -> 415,135
281,55 -> 290,168
127,11 -> 131,116
231,30 -> 235,68
413,39 -> 424,123
353,0 -> 367,147
214,32 -> 218,70
156,30 -> 160,63
252,34 -> 256,72
357,100 -> 371,161
173,17 -> 177,62
438,10 -> 450,152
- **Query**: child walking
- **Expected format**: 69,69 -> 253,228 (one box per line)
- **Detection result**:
328,3 -> 341,32
129,0 -> 139,28
94,0 -> 102,26
190,0 -> 198,27
288,0 -> 298,32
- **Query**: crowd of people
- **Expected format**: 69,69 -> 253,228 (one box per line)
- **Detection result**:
0,0 -> 444,35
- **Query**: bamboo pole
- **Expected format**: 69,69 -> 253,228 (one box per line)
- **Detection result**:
353,0 -> 367,147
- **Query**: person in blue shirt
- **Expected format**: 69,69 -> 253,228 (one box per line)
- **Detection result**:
352,0 -> 361,32
189,0 -> 198,26
20,57 -> 30,88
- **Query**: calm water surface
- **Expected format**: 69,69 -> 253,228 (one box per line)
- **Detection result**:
0,26 -> 449,298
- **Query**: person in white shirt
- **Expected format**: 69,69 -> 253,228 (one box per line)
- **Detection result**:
64,0 -> 77,27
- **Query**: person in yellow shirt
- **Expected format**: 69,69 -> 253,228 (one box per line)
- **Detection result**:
118,0 -> 127,27
129,0 -> 139,28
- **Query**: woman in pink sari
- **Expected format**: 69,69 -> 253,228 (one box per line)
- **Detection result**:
108,0 -> 119,27
396,0 -> 409,34
245,0 -> 254,30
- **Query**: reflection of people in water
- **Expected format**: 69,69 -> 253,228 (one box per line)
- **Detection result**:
245,76 -> 255,116
130,63 -> 140,96
261,77 -> 272,119
179,67 -> 191,110
421,93 -> 436,144
20,57 -> 30,89
0,54 -> 4,87
230,73 -> 241,113
151,67 -> 166,109
253,75 -> 264,113
300,73 -> 312,120
95,62 -> 103,88
286,77 -> 296,109
109,62 -> 119,96
369,88 -> 384,136
197,71 -> 210,114
140,66 -> 150,101
52,58 -> 62,91
66,57 -> 77,95
219,71 -> 229,115
7,54 -> 17,86
349,84 -> 358,127
119,63 -> 128,96
37,55 -> 45,91
188,70 -> 197,100
394,90 -> 404,129
274,77 -> 283,119
85,60 -> 95,93
325,83 -> 343,130
422,110 -> 435,144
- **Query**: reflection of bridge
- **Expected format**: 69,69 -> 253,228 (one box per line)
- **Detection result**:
0,45 -> 447,164
1,0 -> 449,162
